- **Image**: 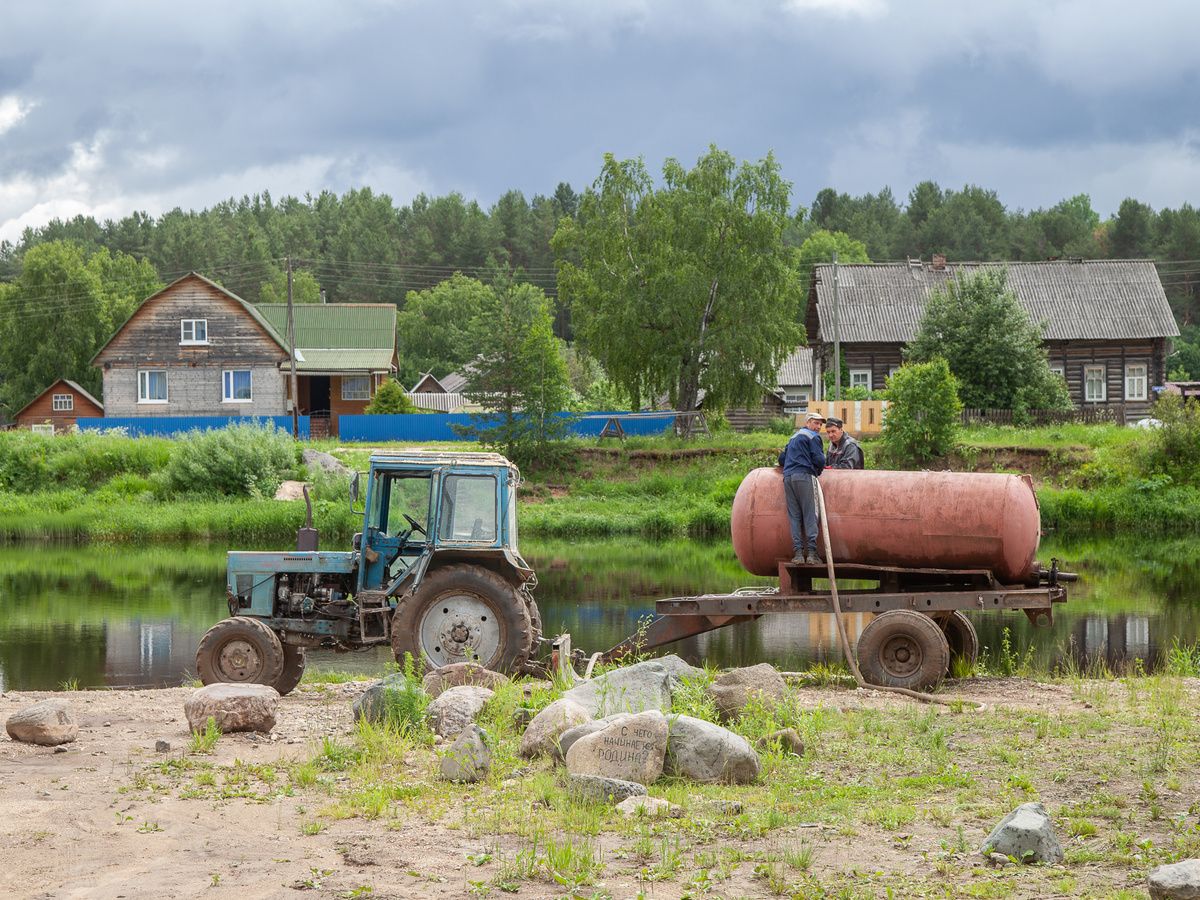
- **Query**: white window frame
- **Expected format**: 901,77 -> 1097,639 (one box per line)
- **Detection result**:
31,423 -> 55,435
222,370 -> 253,403
849,369 -> 872,391
341,375 -> 370,401
180,319 -> 208,345
1049,365 -> 1065,378
138,370 -> 169,404
783,391 -> 808,405
1083,365 -> 1106,403
52,394 -> 73,411
1125,364 -> 1147,402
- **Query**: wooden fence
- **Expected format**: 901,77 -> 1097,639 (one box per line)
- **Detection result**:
960,405 -> 1127,427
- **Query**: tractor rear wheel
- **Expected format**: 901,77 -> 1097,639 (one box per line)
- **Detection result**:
196,617 -> 285,688
391,565 -> 532,674
855,610 -> 950,691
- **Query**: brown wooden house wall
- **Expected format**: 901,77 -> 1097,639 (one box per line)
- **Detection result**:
16,382 -> 104,433
724,392 -> 785,433
95,277 -> 289,418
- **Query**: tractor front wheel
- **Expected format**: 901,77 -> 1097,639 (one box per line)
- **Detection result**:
196,617 -> 285,688
391,565 -> 532,674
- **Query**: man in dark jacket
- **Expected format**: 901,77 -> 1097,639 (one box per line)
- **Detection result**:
824,417 -> 865,470
777,412 -> 826,565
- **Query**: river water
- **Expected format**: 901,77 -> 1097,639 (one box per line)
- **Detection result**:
1,533 -> 1196,691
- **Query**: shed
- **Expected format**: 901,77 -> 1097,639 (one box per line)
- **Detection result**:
14,379 -> 104,433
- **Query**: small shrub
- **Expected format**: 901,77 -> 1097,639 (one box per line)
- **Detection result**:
160,421 -> 296,499
879,358 -> 962,465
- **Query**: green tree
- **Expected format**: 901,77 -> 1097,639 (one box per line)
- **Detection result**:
0,242 -> 162,414
554,145 -> 804,429
257,267 -> 323,304
796,229 -> 870,286
906,267 -> 1071,412
880,358 -> 962,464
395,273 -> 495,384
364,378 -> 418,414
453,281 -> 576,467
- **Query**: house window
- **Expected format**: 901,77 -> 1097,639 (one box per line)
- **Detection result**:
138,370 -> 168,403
180,319 -> 208,344
342,376 -> 370,401
849,369 -> 872,391
783,391 -> 808,407
1049,365 -> 1065,379
31,423 -> 55,435
52,394 -> 73,411
223,370 -> 252,402
1125,364 -> 1147,401
1084,365 -> 1106,402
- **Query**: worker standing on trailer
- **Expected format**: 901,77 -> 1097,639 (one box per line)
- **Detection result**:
824,416 -> 864,470
778,412 -> 826,565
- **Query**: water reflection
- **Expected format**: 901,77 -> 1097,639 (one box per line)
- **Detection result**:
0,533 -> 1196,690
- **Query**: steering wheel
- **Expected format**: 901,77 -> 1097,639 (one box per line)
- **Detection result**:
404,513 -> 427,536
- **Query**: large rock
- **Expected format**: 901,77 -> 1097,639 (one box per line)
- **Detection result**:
1149,860 -> 1200,899
519,699 -> 592,759
556,713 -> 638,762
427,685 -> 494,738
665,715 -> 760,784
562,661 -> 672,717
979,802 -> 1064,864
655,654 -> 706,694
758,728 -> 805,756
706,663 -> 788,721
302,449 -> 349,474
351,673 -> 427,724
566,774 -> 647,805
423,663 -> 508,699
184,684 -> 279,733
564,710 -> 668,785
440,725 -> 491,783
6,699 -> 78,746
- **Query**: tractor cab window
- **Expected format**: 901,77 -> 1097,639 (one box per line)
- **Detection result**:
438,474 -> 497,543
382,473 -> 432,540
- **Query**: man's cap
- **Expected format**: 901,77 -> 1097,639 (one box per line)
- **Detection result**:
825,416 -> 844,428
805,412 -> 826,422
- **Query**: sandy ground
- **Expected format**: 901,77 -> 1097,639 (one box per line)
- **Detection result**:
0,679 -> 1162,900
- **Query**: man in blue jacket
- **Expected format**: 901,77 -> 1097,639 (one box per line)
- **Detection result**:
778,412 -> 826,565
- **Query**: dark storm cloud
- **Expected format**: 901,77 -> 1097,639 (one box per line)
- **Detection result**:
3,0 -> 1199,240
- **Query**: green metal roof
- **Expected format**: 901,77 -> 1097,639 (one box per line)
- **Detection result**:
293,349 -> 396,373
257,303 -> 396,350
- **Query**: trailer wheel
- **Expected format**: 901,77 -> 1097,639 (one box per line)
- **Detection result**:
392,565 -> 532,675
856,610 -> 950,691
196,617 -> 285,688
273,644 -> 307,696
938,611 -> 979,675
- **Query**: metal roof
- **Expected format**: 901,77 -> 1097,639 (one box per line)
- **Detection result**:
290,349 -> 396,373
776,347 -> 814,388
257,303 -> 397,350
406,392 -> 477,412
812,259 -> 1180,344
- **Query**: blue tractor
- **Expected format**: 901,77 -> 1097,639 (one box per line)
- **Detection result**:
195,451 -> 542,694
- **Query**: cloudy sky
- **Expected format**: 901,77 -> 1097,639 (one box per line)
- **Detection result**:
2,0 -> 1199,245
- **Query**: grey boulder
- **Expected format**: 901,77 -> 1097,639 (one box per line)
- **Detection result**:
566,774 -> 647,805
427,685 -> 494,738
564,710 -> 669,785
6,699 -> 78,746
706,663 -> 788,721
1149,859 -> 1200,900
562,661 -> 671,717
423,663 -> 508,699
440,724 -> 491,783
665,715 -> 760,784
519,698 -> 592,759
979,801 -> 1064,864
184,684 -> 279,733
351,673 -> 426,724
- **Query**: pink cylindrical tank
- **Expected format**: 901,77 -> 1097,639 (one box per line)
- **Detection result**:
731,468 -> 1041,584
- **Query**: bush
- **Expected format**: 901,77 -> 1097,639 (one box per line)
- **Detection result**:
1143,393 -> 1200,487
160,421 -> 297,499
364,379 -> 417,414
879,359 -> 962,465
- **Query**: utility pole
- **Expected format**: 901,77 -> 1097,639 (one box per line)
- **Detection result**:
832,250 -> 841,403
287,256 -> 299,439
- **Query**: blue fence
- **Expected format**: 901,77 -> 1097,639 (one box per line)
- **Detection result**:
77,416 -> 310,439
73,412 -> 678,442
338,412 -> 676,442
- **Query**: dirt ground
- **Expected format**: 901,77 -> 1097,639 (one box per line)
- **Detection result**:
0,679 -> 1168,900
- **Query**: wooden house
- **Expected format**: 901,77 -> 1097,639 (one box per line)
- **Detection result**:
92,273 -> 398,435
93,273 -> 292,419
256,302 -> 398,434
807,259 -> 1179,419
410,370 -> 468,394
14,379 -> 104,433
723,347 -> 815,432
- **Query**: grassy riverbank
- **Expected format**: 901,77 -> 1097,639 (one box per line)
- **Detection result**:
1,418 -> 1199,543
